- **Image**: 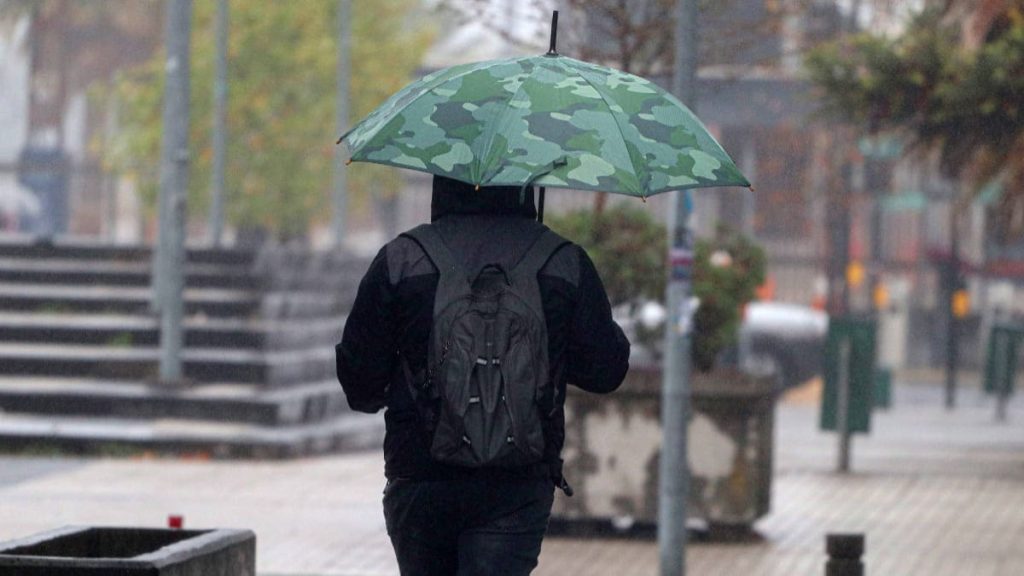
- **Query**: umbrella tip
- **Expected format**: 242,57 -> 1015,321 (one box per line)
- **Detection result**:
475,184 -> 481,191
547,11 -> 559,56
748,185 -> 756,192
345,158 -> 352,166
336,136 -> 343,145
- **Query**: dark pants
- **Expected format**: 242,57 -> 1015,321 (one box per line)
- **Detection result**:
383,476 -> 555,576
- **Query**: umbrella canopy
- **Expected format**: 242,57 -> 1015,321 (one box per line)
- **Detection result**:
339,54 -> 749,198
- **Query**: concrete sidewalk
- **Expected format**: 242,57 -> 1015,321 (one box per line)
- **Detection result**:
0,382 -> 1021,575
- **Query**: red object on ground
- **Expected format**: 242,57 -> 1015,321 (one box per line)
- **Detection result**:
168,515 -> 184,529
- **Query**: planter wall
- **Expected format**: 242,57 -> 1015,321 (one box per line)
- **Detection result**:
553,364 -> 774,529
0,526 -> 255,575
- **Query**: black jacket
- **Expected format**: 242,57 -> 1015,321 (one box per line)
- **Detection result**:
335,176 -> 630,482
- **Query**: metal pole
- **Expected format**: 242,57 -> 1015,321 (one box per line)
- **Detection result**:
209,0 -> 228,247
738,142 -> 756,371
869,167 -> 883,316
945,206 -> 959,409
994,331 -> 1009,422
847,0 -> 863,33
332,0 -> 351,246
825,0 -> 862,318
659,1 -> 697,574
152,5 -> 170,302
156,0 -> 192,382
103,74 -> 120,242
837,338 -> 852,473
740,139 -> 757,238
848,156 -> 864,310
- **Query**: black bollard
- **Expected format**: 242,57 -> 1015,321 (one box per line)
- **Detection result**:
826,533 -> 865,576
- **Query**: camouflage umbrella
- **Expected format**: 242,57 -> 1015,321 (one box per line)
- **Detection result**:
338,26 -> 749,202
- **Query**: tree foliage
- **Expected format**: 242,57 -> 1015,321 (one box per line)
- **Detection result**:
547,203 -> 667,308
106,0 -> 433,238
547,206 -> 765,371
805,5 -> 1024,210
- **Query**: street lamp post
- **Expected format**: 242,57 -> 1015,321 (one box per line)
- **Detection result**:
332,0 -> 351,247
659,1 -> 697,575
208,0 -> 228,247
155,0 -> 192,382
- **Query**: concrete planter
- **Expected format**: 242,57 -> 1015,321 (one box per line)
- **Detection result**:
0,526 -> 255,575
553,364 -> 774,531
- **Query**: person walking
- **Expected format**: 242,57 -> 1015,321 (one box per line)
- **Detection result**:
336,175 -> 630,576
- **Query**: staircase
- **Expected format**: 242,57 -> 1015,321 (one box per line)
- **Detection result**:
0,237 -> 382,458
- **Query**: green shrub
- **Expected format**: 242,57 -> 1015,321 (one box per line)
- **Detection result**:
691,226 -> 766,371
547,204 -> 666,309
548,207 -> 765,372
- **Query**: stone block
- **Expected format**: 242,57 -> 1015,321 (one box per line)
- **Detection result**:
553,364 -> 775,531
0,526 -> 255,575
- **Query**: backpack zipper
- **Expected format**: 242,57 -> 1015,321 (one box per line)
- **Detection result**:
427,338 -> 452,387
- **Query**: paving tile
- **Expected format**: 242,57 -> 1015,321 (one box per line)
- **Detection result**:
0,382 -> 1021,575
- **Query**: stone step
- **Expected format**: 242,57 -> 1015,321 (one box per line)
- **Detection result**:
0,410 -> 384,459
0,257 -> 257,289
0,377 -> 350,426
0,343 -> 335,386
0,235 -> 256,267
0,283 -> 260,317
0,283 -> 345,320
0,312 -> 345,351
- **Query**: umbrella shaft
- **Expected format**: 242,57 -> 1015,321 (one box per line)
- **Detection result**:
547,11 -> 558,55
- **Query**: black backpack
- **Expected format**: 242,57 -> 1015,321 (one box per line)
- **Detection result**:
400,224 -> 568,468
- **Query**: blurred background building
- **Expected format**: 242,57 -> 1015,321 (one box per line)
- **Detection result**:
0,0 -> 1021,376
0,5 -> 1020,573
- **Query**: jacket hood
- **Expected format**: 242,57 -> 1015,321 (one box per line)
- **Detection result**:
431,175 -> 536,222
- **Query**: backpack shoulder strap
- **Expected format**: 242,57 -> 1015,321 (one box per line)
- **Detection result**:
400,224 -> 458,276
510,229 -> 570,314
513,229 -> 571,279
400,224 -> 470,316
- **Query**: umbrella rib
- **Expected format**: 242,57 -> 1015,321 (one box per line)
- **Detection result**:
472,57 -> 535,185
568,62 -> 649,197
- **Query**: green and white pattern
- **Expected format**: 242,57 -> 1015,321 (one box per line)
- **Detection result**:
340,54 -> 749,197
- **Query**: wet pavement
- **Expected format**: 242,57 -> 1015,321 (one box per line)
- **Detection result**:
0,457 -> 84,489
0,377 -> 1021,575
